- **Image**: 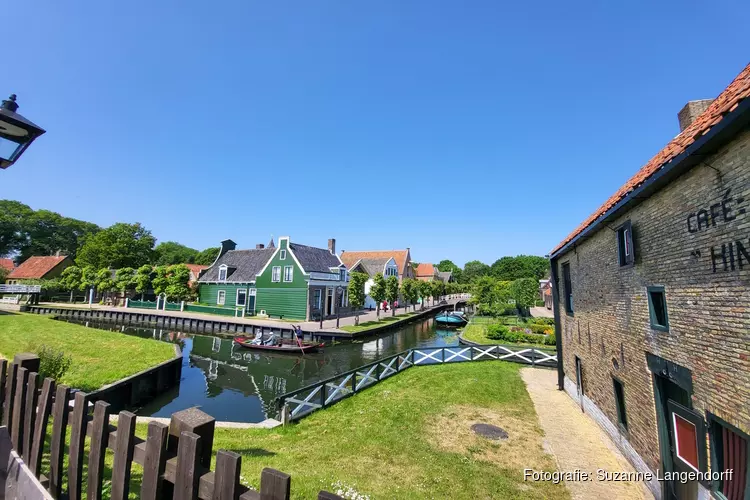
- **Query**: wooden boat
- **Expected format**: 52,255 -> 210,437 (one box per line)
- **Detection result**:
233,336 -> 324,354
434,311 -> 468,327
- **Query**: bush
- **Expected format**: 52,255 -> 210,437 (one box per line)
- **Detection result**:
529,317 -> 554,326
527,324 -> 551,335
35,345 -> 73,381
486,323 -> 555,345
485,324 -> 509,340
543,333 -> 556,346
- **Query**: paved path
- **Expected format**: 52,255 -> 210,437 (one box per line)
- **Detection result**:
529,306 -> 554,318
37,297 -> 465,333
521,368 -> 653,500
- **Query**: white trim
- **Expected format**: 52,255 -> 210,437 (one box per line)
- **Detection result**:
256,236 -> 309,277
283,265 -> 294,282
672,413 -> 701,473
218,265 -> 228,282
271,266 -> 281,283
308,279 -> 348,287
217,290 -> 226,305
280,249 -> 287,260
236,288 -> 247,307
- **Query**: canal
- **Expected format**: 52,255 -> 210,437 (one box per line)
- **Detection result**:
62,314 -> 458,423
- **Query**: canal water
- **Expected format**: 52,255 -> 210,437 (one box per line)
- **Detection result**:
62,315 -> 458,423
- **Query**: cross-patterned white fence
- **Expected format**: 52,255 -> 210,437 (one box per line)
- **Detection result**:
276,344 -> 557,421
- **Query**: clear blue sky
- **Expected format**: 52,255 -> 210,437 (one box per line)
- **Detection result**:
1,1 -> 747,266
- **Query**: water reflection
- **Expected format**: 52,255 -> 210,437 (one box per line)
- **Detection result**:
63,316 -> 458,423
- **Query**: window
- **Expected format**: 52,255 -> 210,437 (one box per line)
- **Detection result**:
314,289 -> 322,309
271,266 -> 281,282
617,221 -> 635,267
236,288 -> 247,307
562,262 -> 573,315
613,378 -> 628,434
283,266 -> 293,282
280,250 -> 286,260
339,269 -> 346,281
217,290 -> 226,305
647,286 -> 669,331
218,265 -> 228,281
708,413 -> 749,500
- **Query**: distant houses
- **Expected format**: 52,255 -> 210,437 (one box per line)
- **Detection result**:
5,255 -> 73,284
197,237 -> 348,320
340,249 -> 415,282
0,259 -> 14,274
345,256 -> 399,309
415,263 -> 439,281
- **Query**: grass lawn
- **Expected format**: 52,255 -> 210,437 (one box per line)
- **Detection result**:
0,313 -> 176,392
460,318 -> 549,348
340,312 -> 417,333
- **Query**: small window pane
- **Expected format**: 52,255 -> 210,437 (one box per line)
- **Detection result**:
613,379 -> 628,433
218,268 -> 227,281
648,287 -> 669,330
284,266 -> 293,282
272,267 -> 281,282
236,289 -> 247,306
562,263 -> 573,314
217,290 -> 225,305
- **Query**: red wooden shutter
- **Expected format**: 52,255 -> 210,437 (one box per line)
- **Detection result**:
721,426 -> 747,500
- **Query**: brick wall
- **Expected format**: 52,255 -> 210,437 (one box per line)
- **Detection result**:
554,129 -> 750,480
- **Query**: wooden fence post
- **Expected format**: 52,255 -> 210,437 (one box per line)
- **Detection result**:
175,431 -> 201,500
260,468 -> 290,500
169,407 -> 216,467
3,362 -> 18,429
213,450 -> 241,500
30,377 -> 54,476
141,420 -> 169,500
22,371 -> 39,459
87,401 -> 111,500
49,384 -> 71,499
111,411 -> 137,500
0,359 -> 7,424
11,366 -> 29,454
68,391 -> 89,500
13,353 -> 40,374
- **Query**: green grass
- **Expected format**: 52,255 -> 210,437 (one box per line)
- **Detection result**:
139,362 -> 567,499
460,319 -> 549,348
340,312 -> 417,333
0,313 -> 176,391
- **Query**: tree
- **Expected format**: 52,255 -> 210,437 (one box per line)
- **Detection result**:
369,273 -> 387,320
491,255 -> 549,281
417,280 -> 431,309
95,268 -> 116,294
385,276 -> 400,316
436,259 -> 463,283
152,266 -> 170,296
0,266 -> 9,284
401,278 -> 418,311
0,200 -> 33,257
511,278 -> 538,314
19,210 -> 99,262
76,222 -> 155,269
60,266 -> 83,302
80,266 -> 98,302
194,247 -> 220,266
115,267 -> 136,294
470,276 -> 495,314
347,272 -> 368,325
165,264 -> 192,301
134,265 -> 153,300
462,260 -> 491,283
154,242 -> 199,266
430,280 -> 445,304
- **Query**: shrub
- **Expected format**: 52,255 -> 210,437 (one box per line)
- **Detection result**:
485,324 -> 509,340
529,317 -> 554,326
35,345 -> 73,381
543,333 -> 556,346
527,324 -> 551,335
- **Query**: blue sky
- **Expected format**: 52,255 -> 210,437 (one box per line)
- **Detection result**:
1,1 -> 747,266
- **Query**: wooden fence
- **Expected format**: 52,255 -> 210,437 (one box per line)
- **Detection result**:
0,354 -> 345,500
276,344 -> 558,421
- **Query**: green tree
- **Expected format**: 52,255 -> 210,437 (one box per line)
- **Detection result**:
401,278 -> 418,311
511,278 -> 538,314
436,259 -> 463,283
76,222 -> 155,269
154,241 -> 199,266
430,280 -> 445,304
470,276 -> 495,314
115,267 -> 136,294
462,260 -> 491,283
0,266 -> 10,284
347,272 -> 368,325
152,266 -> 170,296
385,275 -> 400,316
369,272 -> 387,320
491,255 -> 549,281
417,280 -> 431,309
80,266 -> 98,302
165,264 -> 192,301
20,210 -> 99,262
0,200 -> 33,257
194,247 -> 220,266
95,268 -> 115,294
59,266 -> 83,302
134,265 -> 153,300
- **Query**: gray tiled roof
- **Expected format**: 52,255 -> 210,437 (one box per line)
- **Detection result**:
199,248 -> 275,282
438,271 -> 452,282
290,243 -> 342,273
355,257 -> 391,276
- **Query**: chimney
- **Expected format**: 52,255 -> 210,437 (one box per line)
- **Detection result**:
255,244 -> 265,249
328,238 -> 336,254
218,239 -> 237,260
678,99 -> 714,132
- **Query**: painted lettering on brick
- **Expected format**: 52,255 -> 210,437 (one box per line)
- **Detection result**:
686,188 -> 745,233
710,239 -> 750,272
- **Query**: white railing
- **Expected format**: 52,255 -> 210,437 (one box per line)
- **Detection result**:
0,284 -> 41,294
309,272 -> 345,281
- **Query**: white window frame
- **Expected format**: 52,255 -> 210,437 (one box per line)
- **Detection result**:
236,288 -> 247,307
272,266 -> 281,282
217,290 -> 226,305
283,265 -> 294,282
280,249 -> 286,260
314,289 -> 321,309
218,265 -> 228,282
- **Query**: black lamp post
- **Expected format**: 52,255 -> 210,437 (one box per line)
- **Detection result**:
0,94 -> 46,170
335,286 -> 344,329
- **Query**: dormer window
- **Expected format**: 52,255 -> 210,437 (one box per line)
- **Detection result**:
218,265 -> 228,282
340,269 -> 346,281
280,250 -> 286,260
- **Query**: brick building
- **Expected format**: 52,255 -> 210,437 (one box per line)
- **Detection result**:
549,64 -> 750,500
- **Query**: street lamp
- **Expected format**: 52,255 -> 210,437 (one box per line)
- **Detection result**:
335,286 -> 344,329
0,94 -> 46,169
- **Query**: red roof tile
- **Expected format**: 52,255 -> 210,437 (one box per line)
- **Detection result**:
184,264 -> 208,281
8,256 -> 70,279
340,250 -> 411,276
0,259 -> 14,272
552,63 -> 750,255
415,263 -> 436,277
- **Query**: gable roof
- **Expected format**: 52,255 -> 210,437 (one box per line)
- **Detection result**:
340,250 -> 410,276
289,243 -> 342,273
0,259 -> 14,272
184,264 -> 208,281
416,263 -> 437,277
349,257 -> 394,277
9,256 -> 70,279
551,63 -> 750,256
438,270 -> 452,282
199,248 -> 275,282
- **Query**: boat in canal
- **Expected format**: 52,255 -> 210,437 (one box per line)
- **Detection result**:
233,335 -> 324,354
434,311 -> 468,327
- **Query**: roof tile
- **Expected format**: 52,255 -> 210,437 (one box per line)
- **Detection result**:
8,256 -> 69,279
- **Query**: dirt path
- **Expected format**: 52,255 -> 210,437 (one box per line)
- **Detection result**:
521,368 -> 653,500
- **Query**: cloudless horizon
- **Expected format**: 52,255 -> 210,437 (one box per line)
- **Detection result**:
1,1 -> 747,266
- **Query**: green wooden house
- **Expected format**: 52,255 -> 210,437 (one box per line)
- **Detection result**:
197,237 -> 349,320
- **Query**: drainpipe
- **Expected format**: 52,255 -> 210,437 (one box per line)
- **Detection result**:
549,256 -> 564,391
